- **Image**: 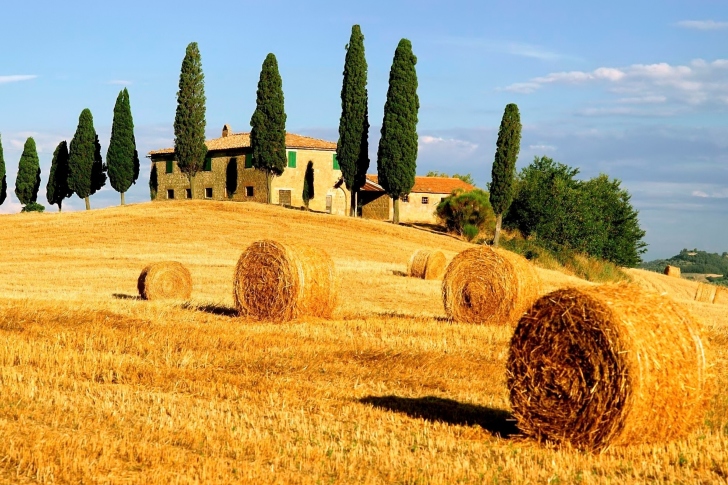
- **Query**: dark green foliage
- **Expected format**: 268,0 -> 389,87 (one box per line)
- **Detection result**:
90,134 -> 107,195
377,39 -> 419,223
505,156 -> 647,267
107,88 -> 137,201
15,137 -> 41,206
0,134 -> 6,205
47,141 -> 72,211
490,104 -> 522,215
435,188 -> 496,236
426,171 -> 475,185
68,109 -> 98,207
337,25 -> 370,209
302,161 -> 315,208
226,158 -> 237,198
149,163 -> 158,200
641,249 -> 728,275
21,201 -> 45,213
462,224 -> 479,242
250,53 -> 287,203
174,42 -> 207,194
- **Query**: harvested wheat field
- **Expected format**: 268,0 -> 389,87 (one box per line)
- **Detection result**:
0,200 -> 726,484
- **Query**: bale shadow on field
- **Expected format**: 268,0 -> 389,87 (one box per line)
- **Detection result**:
112,293 -> 140,300
392,270 -> 408,277
374,311 -> 450,323
359,395 -> 519,438
183,302 -> 239,317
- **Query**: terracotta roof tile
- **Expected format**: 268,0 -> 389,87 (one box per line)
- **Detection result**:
365,175 -> 474,195
148,132 -> 336,156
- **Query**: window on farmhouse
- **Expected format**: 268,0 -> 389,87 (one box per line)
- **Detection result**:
245,186 -> 254,197
205,187 -> 213,199
287,151 -> 297,168
186,189 -> 192,199
166,161 -> 174,173
203,156 -> 212,171
401,194 -> 409,203
167,189 -> 174,199
422,197 -> 429,205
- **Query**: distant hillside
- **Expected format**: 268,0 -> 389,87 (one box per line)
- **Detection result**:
641,249 -> 728,282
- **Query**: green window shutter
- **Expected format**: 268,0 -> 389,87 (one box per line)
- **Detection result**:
204,156 -> 212,171
244,153 -> 252,168
288,151 -> 297,168
333,153 -> 340,170
166,160 -> 173,173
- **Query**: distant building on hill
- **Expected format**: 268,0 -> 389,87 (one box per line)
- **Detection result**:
148,124 -> 349,215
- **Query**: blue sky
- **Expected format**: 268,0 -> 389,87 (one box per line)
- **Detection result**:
1,0 -> 727,259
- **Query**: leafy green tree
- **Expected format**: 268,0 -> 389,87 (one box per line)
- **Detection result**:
302,161 -> 315,209
21,202 -> 44,212
436,188 -> 496,237
377,39 -> 419,224
425,171 -> 475,185
490,103 -> 522,246
90,134 -> 107,195
149,162 -> 158,200
174,42 -> 207,198
15,137 -> 41,208
337,24 -> 369,216
47,140 -> 72,211
0,134 -> 6,206
107,88 -> 137,205
250,53 -> 287,204
68,109 -> 99,210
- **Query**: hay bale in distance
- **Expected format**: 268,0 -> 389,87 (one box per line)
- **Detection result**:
695,283 -> 718,303
507,284 -> 710,451
714,287 -> 728,305
664,265 -> 681,277
137,261 -> 193,301
442,246 -> 541,325
233,240 -> 337,322
408,249 -> 447,280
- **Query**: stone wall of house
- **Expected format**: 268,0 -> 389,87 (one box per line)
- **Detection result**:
361,192 -> 390,220
398,192 -> 446,223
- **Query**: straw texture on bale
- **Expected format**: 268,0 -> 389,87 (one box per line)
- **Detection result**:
233,240 -> 336,321
408,249 -> 447,280
695,283 -> 718,303
442,246 -> 541,325
507,284 -> 709,451
714,287 -> 728,305
137,261 -> 193,301
664,265 -> 681,277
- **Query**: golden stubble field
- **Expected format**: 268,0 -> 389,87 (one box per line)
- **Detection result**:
0,200 -> 725,484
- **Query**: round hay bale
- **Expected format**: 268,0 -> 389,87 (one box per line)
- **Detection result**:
664,265 -> 681,277
695,283 -> 718,303
407,249 -> 447,280
137,261 -> 192,301
507,284 -> 710,451
714,287 -> 728,305
442,246 -> 541,325
233,240 -> 337,321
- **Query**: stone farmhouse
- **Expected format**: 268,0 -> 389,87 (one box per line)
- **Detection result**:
148,125 -> 474,223
148,125 -> 350,215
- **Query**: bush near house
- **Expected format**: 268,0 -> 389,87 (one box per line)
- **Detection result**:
435,188 -> 496,240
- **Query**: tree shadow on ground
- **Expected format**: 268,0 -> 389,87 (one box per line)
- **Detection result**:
182,302 -> 239,317
112,293 -> 140,300
359,395 -> 520,438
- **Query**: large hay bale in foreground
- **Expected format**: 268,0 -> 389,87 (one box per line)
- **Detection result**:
442,246 -> 541,325
695,283 -> 718,303
233,240 -> 336,321
137,261 -> 193,301
664,265 -> 681,277
408,249 -> 447,280
508,284 -> 710,451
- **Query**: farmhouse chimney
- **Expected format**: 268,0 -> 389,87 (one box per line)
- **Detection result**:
222,124 -> 231,137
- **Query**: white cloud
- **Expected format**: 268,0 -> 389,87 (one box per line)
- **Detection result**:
108,80 -> 132,86
419,135 -> 478,154
617,95 -> 667,104
676,20 -> 728,30
0,75 -> 37,84
528,144 -> 557,152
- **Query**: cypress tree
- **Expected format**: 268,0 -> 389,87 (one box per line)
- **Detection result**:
15,137 -> 41,207
302,161 -> 315,210
174,42 -> 207,198
68,108 -> 98,210
90,134 -> 107,195
376,39 -> 419,224
0,134 -> 6,206
149,162 -> 158,200
250,53 -> 287,204
490,103 -> 522,246
107,88 -> 137,205
47,140 -> 72,211
336,25 -> 369,216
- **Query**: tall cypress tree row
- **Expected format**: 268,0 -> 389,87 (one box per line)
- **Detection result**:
15,137 -> 41,208
174,42 -> 207,198
107,88 -> 137,205
47,140 -> 72,211
250,53 -> 287,204
0,134 -> 6,206
490,103 -> 522,246
90,134 -> 107,195
68,108 -> 98,210
336,24 -> 369,216
376,39 -> 419,224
